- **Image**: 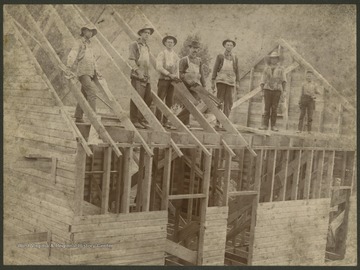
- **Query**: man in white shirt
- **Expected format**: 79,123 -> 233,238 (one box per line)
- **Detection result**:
155,35 -> 179,129
66,24 -> 102,123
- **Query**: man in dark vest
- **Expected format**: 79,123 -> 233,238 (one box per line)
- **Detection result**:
177,40 -> 207,127
259,51 -> 287,131
128,24 -> 154,129
211,38 -> 240,130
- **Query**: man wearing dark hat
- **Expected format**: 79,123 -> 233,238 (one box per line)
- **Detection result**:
66,24 -> 102,123
177,40 -> 207,127
211,39 -> 240,130
128,24 -> 154,129
259,51 -> 287,131
155,35 -> 180,129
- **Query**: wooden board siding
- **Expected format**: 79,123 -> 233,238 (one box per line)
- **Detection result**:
68,211 -> 168,265
252,198 -> 330,266
343,196 -> 357,265
4,24 -> 79,265
202,206 -> 228,265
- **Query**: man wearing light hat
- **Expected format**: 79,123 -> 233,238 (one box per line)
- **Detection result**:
155,35 -> 180,129
211,38 -> 240,130
177,40 -> 207,127
66,24 -> 102,123
259,51 -> 287,131
128,24 -> 154,129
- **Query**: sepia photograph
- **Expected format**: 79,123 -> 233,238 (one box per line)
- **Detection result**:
3,3 -> 356,266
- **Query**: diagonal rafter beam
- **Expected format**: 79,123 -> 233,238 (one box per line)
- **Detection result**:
10,5 -> 122,157
5,11 -> 93,157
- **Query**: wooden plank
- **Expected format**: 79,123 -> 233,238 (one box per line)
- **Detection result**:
100,147 -> 112,214
73,210 -> 167,225
291,150 -> 302,200
197,149 -> 212,265
161,148 -> 172,210
73,143 -> 86,216
245,68 -> 254,127
120,147 -> 132,213
223,151 -> 232,206
165,239 -> 197,265
169,194 -> 206,200
136,148 -> 145,211
304,150 -> 314,199
187,149 -> 197,220
313,150 -> 325,198
279,150 -> 290,201
325,151 -> 336,198
142,150 -> 153,212
4,232 -> 48,243
269,150 -> 277,202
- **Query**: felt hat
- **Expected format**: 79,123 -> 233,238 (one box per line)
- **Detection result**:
162,35 -> 177,46
222,39 -> 236,47
137,24 -> 154,36
188,40 -> 200,48
268,51 -> 280,58
80,24 -> 97,37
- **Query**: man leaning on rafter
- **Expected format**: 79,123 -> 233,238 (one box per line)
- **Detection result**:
66,24 -> 102,123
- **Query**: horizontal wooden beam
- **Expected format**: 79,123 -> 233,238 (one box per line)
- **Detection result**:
169,194 -> 206,200
4,232 -> 48,243
165,239 -> 197,265
228,191 -> 258,196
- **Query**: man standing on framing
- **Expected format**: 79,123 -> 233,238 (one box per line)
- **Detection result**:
66,24 -> 102,123
259,51 -> 287,131
128,24 -> 154,129
211,38 -> 240,130
155,35 -> 180,129
297,70 -> 321,133
177,40 -> 207,127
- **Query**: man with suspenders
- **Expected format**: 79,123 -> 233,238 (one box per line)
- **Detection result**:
66,24 -> 102,123
128,24 -> 154,129
177,40 -> 207,127
211,38 -> 240,130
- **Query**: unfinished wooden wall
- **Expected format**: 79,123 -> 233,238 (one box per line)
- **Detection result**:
202,206 -> 228,265
251,198 -> 330,265
230,46 -> 355,135
4,23 -> 79,264
68,211 -> 168,265
343,196 -> 357,265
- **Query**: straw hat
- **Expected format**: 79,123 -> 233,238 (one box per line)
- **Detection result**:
162,35 -> 177,46
80,24 -> 97,37
137,24 -> 154,36
222,39 -> 236,47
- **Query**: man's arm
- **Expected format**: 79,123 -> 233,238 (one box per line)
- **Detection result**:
178,57 -> 187,82
211,54 -> 221,81
66,40 -> 81,68
128,42 -> 139,71
260,68 -> 267,90
156,51 -> 170,76
199,60 -> 206,87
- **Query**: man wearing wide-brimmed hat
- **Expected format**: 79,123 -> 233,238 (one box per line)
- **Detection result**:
211,38 -> 240,130
177,40 -> 207,127
128,24 -> 154,129
259,51 -> 287,131
66,23 -> 102,123
155,35 -> 180,129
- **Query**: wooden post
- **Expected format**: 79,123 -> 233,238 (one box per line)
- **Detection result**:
223,150 -> 232,206
150,148 -> 159,211
313,150 -> 325,199
211,149 -> 220,206
187,149 -> 197,220
142,150 -> 154,212
291,150 -> 302,200
269,150 -> 277,202
237,149 -> 245,190
325,151 -> 336,198
341,151 -> 348,185
115,154 -> 123,213
101,147 -> 112,214
197,148 -> 212,265
74,143 -> 86,215
350,152 -> 356,196
246,68 -> 254,127
161,148 -> 172,210
136,148 -> 145,212
304,150 -> 314,199
121,147 -> 133,213
247,149 -> 263,265
279,150 -> 290,201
